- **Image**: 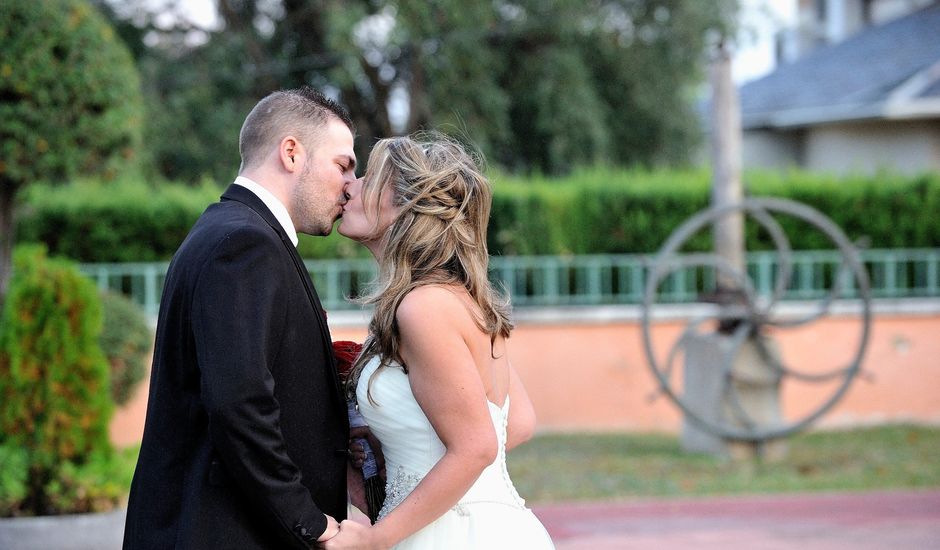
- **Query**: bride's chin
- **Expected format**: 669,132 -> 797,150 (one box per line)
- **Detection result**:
337,224 -> 364,243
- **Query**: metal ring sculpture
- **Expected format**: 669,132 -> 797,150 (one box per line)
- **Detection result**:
641,198 -> 872,442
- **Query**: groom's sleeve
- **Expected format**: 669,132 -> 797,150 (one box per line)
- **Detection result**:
191,227 -> 326,549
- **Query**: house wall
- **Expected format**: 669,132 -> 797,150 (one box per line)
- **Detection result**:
742,129 -> 804,169
803,119 -> 940,175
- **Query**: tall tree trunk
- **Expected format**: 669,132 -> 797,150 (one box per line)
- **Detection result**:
406,49 -> 432,132
357,54 -> 393,137
0,180 -> 16,306
217,0 -> 279,95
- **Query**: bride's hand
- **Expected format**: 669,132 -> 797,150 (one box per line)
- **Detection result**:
322,519 -> 387,550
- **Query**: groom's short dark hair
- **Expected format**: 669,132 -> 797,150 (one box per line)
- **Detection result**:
238,86 -> 354,171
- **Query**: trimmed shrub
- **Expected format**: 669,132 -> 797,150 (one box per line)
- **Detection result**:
99,290 -> 152,406
16,179 -> 221,263
0,245 -> 116,515
14,169 -> 940,263
489,168 -> 940,255
16,179 -> 368,262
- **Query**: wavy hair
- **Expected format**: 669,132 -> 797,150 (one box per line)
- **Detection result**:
347,134 -> 513,400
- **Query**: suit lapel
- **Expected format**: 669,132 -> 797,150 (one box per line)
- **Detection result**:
220,184 -> 347,408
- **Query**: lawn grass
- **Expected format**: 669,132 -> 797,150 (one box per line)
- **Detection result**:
507,424 -> 940,503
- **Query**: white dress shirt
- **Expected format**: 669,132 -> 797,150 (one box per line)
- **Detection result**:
233,176 -> 299,247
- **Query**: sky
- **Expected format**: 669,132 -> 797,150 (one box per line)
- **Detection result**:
733,0 -> 798,83
169,0 -> 798,85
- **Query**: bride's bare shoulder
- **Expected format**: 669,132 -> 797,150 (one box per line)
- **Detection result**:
396,284 -> 474,327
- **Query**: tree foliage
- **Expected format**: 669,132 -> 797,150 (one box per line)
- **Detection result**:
101,0 -> 735,183
0,0 -> 143,301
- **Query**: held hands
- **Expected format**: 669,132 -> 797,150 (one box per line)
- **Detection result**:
316,515 -> 340,543
321,520 -> 387,550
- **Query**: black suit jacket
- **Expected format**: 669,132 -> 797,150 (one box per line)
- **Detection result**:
123,184 -> 349,550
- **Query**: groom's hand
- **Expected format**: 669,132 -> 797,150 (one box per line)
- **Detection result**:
347,462 -> 367,514
349,426 -> 386,479
316,514 -> 340,544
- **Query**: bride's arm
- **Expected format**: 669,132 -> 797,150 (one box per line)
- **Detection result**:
324,286 -> 497,549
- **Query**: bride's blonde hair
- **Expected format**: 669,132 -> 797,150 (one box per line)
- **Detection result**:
347,134 -> 513,399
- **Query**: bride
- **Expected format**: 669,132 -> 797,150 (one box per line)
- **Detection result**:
323,135 -> 554,549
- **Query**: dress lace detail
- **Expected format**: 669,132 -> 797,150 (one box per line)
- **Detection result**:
381,460 -> 530,521
378,466 -> 422,520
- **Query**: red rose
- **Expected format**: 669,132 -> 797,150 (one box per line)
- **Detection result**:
333,340 -> 363,381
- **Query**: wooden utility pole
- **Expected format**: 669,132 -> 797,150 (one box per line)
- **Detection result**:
681,40 -> 786,461
710,39 -> 745,284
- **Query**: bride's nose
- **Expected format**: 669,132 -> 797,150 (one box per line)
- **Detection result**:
347,177 -> 364,201
342,180 -> 357,204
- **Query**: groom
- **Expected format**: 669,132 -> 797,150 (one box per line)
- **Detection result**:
123,87 -> 357,549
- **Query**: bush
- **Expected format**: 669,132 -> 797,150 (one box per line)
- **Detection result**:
41,449 -> 134,514
488,168 -> 940,255
99,290 -> 152,406
0,245 -> 116,516
16,179 -> 369,262
14,169 -> 940,263
0,443 -> 29,516
16,179 -> 221,263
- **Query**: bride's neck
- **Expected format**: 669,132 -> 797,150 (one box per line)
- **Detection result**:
365,240 -> 384,262
362,232 -> 392,263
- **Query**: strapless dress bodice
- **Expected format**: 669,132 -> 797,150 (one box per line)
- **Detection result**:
355,355 -> 526,519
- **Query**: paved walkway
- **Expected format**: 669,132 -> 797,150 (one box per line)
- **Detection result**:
531,490 -> 940,549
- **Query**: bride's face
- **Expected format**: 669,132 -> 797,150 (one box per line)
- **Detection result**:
338,175 -> 399,244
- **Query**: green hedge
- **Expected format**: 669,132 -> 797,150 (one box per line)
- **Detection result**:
15,170 -> 940,263
15,179 -> 363,262
488,168 -> 940,255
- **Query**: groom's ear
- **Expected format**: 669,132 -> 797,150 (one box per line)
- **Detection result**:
279,136 -> 301,172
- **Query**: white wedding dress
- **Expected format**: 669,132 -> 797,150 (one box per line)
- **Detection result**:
356,355 -> 555,549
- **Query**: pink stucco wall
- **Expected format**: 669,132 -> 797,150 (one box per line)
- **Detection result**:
110,311 -> 940,447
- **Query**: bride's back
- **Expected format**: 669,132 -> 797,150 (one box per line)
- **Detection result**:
398,283 -> 536,449
444,285 -> 512,407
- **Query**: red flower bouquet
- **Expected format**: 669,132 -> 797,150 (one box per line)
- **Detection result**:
332,340 -> 362,382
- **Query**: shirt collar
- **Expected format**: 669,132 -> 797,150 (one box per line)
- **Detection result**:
233,176 -> 299,247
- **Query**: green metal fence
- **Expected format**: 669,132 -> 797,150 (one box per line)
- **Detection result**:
80,248 -> 940,317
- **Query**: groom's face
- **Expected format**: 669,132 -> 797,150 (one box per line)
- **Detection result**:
292,118 -> 356,236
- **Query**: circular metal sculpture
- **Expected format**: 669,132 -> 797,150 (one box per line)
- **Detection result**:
641,198 -> 872,442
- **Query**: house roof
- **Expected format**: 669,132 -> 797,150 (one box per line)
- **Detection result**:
740,2 -> 940,129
